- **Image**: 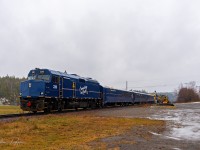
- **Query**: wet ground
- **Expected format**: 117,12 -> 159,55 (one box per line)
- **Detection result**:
150,102 -> 200,142
90,103 -> 200,150
1,103 -> 199,149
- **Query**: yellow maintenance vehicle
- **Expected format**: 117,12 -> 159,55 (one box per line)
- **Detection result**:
154,93 -> 174,106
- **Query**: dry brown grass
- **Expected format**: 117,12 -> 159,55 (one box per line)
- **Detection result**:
150,105 -> 176,109
0,105 -> 24,115
0,114 -> 164,150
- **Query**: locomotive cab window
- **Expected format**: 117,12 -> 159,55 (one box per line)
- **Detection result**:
28,75 -> 36,80
37,75 -> 50,81
52,76 -> 59,84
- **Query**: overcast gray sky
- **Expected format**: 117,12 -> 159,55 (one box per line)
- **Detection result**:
0,0 -> 200,92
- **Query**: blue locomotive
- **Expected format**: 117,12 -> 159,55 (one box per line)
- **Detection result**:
19,68 -> 155,113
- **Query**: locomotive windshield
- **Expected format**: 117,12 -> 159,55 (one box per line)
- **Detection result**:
28,69 -> 51,82
28,75 -> 50,81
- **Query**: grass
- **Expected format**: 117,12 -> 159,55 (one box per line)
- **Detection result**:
0,114 -> 165,150
0,105 -> 24,115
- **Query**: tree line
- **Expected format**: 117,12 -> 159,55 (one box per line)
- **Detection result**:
176,81 -> 200,103
0,76 -> 199,105
0,76 -> 26,105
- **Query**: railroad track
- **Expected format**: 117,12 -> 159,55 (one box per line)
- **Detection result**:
0,112 -> 45,120
0,110 -> 77,120
0,104 -> 156,120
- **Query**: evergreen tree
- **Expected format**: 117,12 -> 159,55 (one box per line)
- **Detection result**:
0,76 -> 26,105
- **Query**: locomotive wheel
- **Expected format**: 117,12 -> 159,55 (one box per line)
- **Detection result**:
44,104 -> 53,113
44,108 -> 48,113
32,111 -> 37,114
48,104 -> 53,113
58,107 -> 63,112
58,105 -> 63,112
83,107 -> 87,110
58,102 -> 64,112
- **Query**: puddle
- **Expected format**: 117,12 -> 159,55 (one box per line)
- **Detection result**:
150,103 -> 200,141
149,131 -> 181,141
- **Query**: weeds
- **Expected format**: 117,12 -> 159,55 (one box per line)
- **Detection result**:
0,105 -> 24,115
0,114 -> 164,150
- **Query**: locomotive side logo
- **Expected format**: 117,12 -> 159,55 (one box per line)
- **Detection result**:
79,86 -> 88,95
53,85 -> 58,89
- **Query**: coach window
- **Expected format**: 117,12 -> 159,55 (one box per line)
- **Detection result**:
52,76 -> 59,84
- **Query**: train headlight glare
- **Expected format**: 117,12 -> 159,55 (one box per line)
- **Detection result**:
40,92 -> 44,95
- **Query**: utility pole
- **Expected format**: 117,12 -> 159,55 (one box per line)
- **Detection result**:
126,81 -> 128,91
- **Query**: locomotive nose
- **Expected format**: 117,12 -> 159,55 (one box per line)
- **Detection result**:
20,80 -> 45,98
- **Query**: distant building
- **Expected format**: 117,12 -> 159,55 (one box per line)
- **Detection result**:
0,97 -> 10,105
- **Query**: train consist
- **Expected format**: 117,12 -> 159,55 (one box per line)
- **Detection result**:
19,68 -> 155,113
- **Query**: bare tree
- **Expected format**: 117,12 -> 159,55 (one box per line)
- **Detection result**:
176,83 -> 200,103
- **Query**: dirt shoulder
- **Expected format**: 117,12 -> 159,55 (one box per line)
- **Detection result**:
87,105 -> 200,150
89,123 -> 199,150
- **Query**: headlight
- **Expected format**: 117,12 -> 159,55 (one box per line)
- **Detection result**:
40,92 -> 44,95
28,83 -> 31,88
